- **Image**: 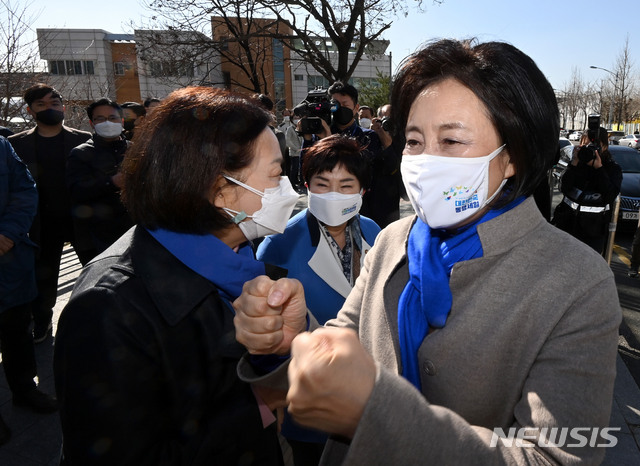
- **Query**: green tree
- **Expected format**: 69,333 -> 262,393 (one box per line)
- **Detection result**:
356,71 -> 392,112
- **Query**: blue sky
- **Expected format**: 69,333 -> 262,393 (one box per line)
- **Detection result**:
29,0 -> 638,92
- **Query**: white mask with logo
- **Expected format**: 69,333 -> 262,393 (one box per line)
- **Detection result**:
400,145 -> 507,229
222,175 -> 299,241
93,121 -> 123,138
308,191 -> 362,227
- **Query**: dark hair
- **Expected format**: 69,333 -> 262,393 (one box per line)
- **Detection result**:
121,101 -> 146,117
594,127 -> 612,163
253,94 -> 274,112
143,97 -> 161,108
359,106 -> 373,116
301,135 -> 371,190
328,81 -> 359,105
24,83 -> 63,106
86,98 -> 123,121
391,38 -> 560,205
121,87 -> 272,233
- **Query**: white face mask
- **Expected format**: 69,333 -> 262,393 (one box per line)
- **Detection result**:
283,116 -> 290,123
308,191 -> 362,227
222,175 -> 299,241
93,120 -> 123,138
359,118 -> 372,129
400,145 -> 508,229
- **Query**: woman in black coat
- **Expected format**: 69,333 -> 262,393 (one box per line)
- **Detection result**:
54,87 -> 301,465
552,128 -> 622,254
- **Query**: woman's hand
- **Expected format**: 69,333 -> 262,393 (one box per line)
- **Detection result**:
590,150 -> 603,169
233,276 -> 308,355
287,328 -> 376,439
0,234 -> 14,255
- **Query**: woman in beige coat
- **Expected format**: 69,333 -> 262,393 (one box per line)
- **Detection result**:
233,39 -> 621,465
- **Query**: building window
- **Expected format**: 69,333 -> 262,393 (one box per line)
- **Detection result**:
114,62 -> 125,76
49,60 -> 95,75
272,39 -> 285,102
148,60 -> 194,78
307,75 -> 330,91
49,60 -> 63,75
294,74 -> 304,81
354,77 -> 381,89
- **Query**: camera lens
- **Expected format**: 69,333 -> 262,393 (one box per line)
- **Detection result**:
577,146 -> 596,163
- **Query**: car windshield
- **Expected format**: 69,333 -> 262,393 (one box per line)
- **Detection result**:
612,150 -> 640,173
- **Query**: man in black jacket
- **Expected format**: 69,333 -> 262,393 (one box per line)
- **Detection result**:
8,83 -> 92,343
66,98 -> 132,263
300,83 -> 402,228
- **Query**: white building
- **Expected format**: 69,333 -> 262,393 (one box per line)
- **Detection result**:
36,28 -> 222,105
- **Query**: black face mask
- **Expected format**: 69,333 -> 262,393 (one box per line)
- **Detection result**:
332,103 -> 355,127
123,119 -> 136,131
35,109 -> 64,126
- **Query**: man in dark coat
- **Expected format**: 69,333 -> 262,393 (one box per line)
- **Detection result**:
66,98 -> 132,263
8,83 -> 92,343
0,137 -> 58,444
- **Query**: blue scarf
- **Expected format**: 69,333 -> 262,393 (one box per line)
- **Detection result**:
147,229 -> 265,302
398,197 -> 525,389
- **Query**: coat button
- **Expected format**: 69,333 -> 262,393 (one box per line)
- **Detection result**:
423,360 -> 436,376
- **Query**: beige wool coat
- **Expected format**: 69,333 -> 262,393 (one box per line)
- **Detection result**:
240,197 -> 621,465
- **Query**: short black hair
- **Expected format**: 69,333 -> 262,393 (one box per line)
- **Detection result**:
302,135 -> 371,190
391,38 -> 559,206
328,81 -> 358,105
121,101 -> 146,117
86,98 -> 123,121
24,83 -> 63,107
143,97 -> 161,108
253,94 -> 274,112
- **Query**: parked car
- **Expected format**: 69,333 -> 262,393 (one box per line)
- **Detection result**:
553,138 -> 573,182
610,145 -> 640,225
618,134 -> 640,149
608,130 -> 625,145
568,131 -> 582,141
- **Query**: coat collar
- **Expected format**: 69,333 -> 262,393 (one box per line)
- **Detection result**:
476,197 -> 545,257
385,196 -> 543,271
129,227 -> 220,326
304,210 -> 375,298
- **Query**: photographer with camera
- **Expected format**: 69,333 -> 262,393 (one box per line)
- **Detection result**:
552,119 -> 622,254
295,82 -> 401,228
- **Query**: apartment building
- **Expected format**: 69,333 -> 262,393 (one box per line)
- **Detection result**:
287,38 -> 392,107
36,24 -> 391,116
36,28 -> 221,109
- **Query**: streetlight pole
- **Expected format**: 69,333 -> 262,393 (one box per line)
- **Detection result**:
590,65 -> 619,130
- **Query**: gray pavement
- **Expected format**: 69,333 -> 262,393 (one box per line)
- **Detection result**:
1,196 -> 640,464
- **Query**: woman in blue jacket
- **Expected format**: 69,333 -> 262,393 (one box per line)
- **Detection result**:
256,134 -> 381,464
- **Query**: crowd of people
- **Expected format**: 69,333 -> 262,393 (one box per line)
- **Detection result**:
0,87 -> 159,445
0,36 -> 632,465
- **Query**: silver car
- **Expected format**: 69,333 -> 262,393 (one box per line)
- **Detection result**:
618,134 -> 640,149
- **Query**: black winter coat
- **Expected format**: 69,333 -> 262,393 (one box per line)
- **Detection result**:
54,227 -> 284,465
8,125 -> 92,248
66,135 -> 133,255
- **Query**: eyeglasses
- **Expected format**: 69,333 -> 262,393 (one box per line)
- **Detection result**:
93,115 -> 122,124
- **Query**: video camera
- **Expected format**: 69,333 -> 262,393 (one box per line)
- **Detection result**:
577,114 -> 602,164
293,88 -> 338,134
